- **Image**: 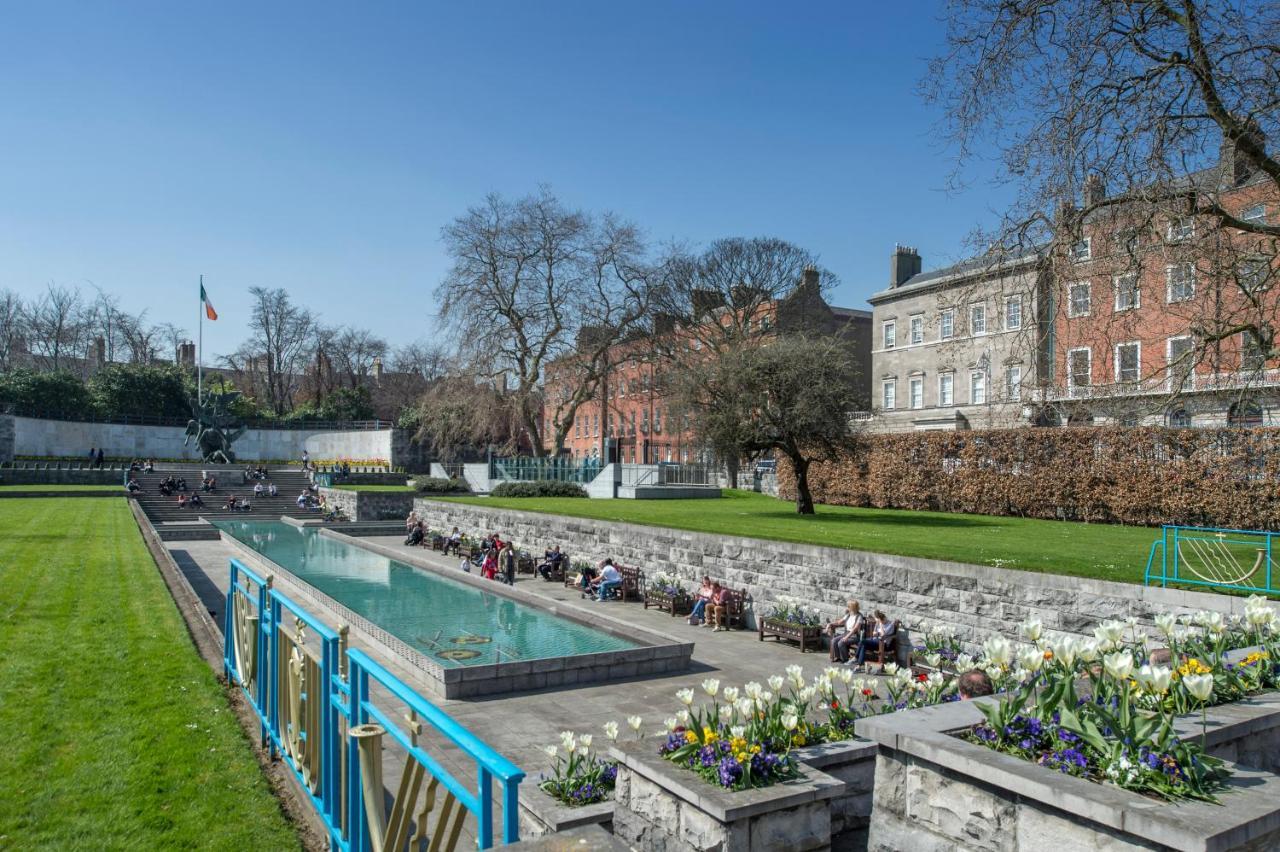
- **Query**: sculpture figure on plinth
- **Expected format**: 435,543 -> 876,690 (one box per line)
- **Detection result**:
185,388 -> 247,464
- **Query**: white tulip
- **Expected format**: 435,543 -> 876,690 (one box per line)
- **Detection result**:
722,687 -> 740,704
768,675 -> 785,692
1018,646 -> 1045,674
543,744 -> 558,758
665,717 -> 678,732
675,688 -> 695,706
675,709 -> 690,725
797,686 -> 815,703
1094,621 -> 1125,650
579,734 -> 593,749
1020,618 -> 1043,642
1136,664 -> 1172,694
954,653 -> 975,671
736,698 -> 754,717
760,691 -> 774,704
781,713 -> 799,731
577,745 -> 590,757
744,682 -> 763,700
1050,636 -> 1077,669
925,653 -> 942,668
1076,638 -> 1102,663
560,731 -> 576,750
730,725 -> 746,739
1103,651 -> 1134,681
628,715 -> 643,732
1154,612 -> 1178,636
839,667 -> 854,685
1183,673 -> 1214,702
883,662 -> 900,676
718,705 -> 734,722
602,722 -> 619,741
702,678 -> 720,697
983,635 -> 1013,668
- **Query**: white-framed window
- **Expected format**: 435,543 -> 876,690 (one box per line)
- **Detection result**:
1116,342 -> 1141,383
882,320 -> 896,349
881,380 -> 897,410
1242,331 -> 1266,372
909,315 -> 924,345
1068,347 -> 1092,388
575,419 -> 582,438
592,414 -> 598,436
969,303 -> 986,335
939,309 -> 954,340
1114,273 -> 1139,311
1004,295 -> 1022,330
938,373 -> 954,406
1068,281 -> 1091,317
1168,216 -> 1195,242
969,371 -> 987,405
909,377 -> 923,409
1005,365 -> 1022,401
1242,203 -> 1266,223
1167,335 -> 1194,383
1070,237 -> 1092,262
1239,258 -> 1271,293
1167,263 -> 1195,302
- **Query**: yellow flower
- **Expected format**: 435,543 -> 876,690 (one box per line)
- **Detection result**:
730,737 -> 748,752
750,744 -> 761,754
1176,658 -> 1212,678
791,734 -> 807,747
684,730 -> 698,744
734,751 -> 748,762
702,727 -> 718,743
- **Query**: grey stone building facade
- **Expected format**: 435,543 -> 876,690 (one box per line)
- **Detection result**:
867,245 -> 1049,432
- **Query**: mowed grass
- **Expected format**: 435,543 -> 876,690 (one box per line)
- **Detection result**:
436,490 -> 1159,584
332,484 -> 414,492
0,499 -> 300,849
0,484 -> 122,492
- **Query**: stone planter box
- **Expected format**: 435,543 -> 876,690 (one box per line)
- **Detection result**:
758,618 -> 824,653
855,695 -> 1280,852
609,740 -> 843,851
644,588 -> 692,616
517,784 -> 613,840
792,738 -> 878,848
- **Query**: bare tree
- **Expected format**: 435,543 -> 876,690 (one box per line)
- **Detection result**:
929,0 -> 1280,417
329,326 -> 388,389
0,290 -> 25,372
413,373 -> 522,461
118,312 -> 162,364
27,284 -> 90,374
390,340 -> 449,380
156,322 -> 189,364
437,189 -> 657,455
224,287 -> 317,415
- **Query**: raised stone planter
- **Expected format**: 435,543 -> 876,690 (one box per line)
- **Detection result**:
792,739 -> 878,848
644,588 -> 692,616
318,486 -> 414,521
517,785 -> 614,840
855,697 -> 1280,852
758,618 -> 824,653
608,740 -> 843,851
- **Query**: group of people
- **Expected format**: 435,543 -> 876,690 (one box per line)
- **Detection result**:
252,480 -> 279,498
823,601 -> 900,670
176,492 -> 205,508
241,465 -> 269,483
574,558 -> 623,601
686,577 -> 735,631
157,474 -> 189,496
86,447 -> 106,468
222,494 -> 253,512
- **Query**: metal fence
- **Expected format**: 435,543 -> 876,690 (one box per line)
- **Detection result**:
489,456 -> 601,483
1144,525 -> 1279,595
619,462 -> 718,487
224,559 -> 525,850
5,407 -> 393,431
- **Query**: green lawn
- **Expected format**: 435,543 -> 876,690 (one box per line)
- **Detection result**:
436,490 -> 1160,584
0,499 -> 300,848
0,484 -> 122,492
332,484 -> 414,493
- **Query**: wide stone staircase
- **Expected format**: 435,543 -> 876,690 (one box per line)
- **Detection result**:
130,465 -> 317,534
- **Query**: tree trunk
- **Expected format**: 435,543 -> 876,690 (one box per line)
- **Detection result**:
791,455 -> 814,514
724,454 -> 740,490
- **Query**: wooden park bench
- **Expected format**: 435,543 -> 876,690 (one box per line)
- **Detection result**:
709,588 -> 749,631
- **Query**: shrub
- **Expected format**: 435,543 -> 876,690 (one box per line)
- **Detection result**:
412,477 -> 469,494
490,480 -> 587,498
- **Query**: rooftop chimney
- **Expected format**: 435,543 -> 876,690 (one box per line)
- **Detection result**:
890,245 -> 922,288
178,341 -> 196,367
799,264 -> 821,293
371,356 -> 383,381
93,336 -> 107,369
1083,173 -> 1106,207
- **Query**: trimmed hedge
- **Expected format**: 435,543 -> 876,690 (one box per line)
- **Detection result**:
412,476 -> 470,494
489,481 -> 588,498
779,427 -> 1280,529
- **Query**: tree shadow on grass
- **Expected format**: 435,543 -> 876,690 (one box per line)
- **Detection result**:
745,509 -> 1004,530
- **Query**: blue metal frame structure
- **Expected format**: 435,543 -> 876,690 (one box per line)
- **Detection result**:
224,558 -> 525,849
1143,524 -> 1280,595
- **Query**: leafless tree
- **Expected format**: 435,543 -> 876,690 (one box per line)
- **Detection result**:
437,188 -> 657,455
929,0 -> 1280,418
27,284 -> 90,374
224,287 -> 317,415
413,373 -> 522,461
329,326 -> 388,389
156,322 -> 189,364
0,290 -> 26,372
390,340 -> 449,380
118,312 -> 162,364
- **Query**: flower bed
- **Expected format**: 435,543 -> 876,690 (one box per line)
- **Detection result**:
756,595 -> 825,652
535,717 -> 645,808
641,572 -> 691,616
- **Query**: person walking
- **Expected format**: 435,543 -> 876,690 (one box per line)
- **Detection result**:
95,448 -> 105,469
499,542 -> 517,586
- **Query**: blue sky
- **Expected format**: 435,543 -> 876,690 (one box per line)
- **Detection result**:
0,1 -> 1011,358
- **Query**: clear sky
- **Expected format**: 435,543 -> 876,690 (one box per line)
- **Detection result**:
0,1 -> 1013,358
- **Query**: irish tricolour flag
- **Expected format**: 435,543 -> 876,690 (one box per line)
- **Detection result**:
201,282 -> 218,321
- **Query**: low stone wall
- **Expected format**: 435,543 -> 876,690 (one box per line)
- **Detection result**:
0,467 -> 123,485
413,499 -> 1276,649
517,787 -> 613,840
0,415 -> 13,464
855,697 -> 1280,852
318,487 -> 413,521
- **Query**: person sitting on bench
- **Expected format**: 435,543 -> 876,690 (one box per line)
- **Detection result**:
594,559 -> 622,601
825,600 -> 865,663
405,522 -> 425,546
537,546 -> 565,580
686,577 -> 715,625
444,527 -> 463,555
852,611 -> 896,671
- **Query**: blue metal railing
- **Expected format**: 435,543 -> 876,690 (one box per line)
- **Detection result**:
488,455 -> 601,483
1143,524 -> 1279,595
224,558 -> 525,849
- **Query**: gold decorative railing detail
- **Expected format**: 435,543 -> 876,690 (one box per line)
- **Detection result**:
277,617 -> 324,795
231,591 -> 259,688
351,722 -> 469,852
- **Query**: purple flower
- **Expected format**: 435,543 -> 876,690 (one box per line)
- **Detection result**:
717,756 -> 743,788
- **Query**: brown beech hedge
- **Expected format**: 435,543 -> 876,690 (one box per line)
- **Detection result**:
777,427 -> 1280,529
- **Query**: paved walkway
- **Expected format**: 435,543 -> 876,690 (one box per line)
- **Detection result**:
170,533 -> 857,843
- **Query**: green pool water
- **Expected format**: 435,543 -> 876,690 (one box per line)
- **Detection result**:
215,520 -> 637,667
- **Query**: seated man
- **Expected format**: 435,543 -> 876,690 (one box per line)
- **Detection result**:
852,611 -> 897,671
189,491 -> 204,507
253,481 -> 265,497
708,585 -> 734,631
594,559 -> 623,601
176,477 -> 187,491
537,545 -> 565,580
126,477 -> 141,493
825,600 -> 865,663
268,482 -> 278,497
224,494 -> 238,511
405,522 -> 425,547
296,491 -> 309,508
444,527 -> 463,556
144,459 -> 154,472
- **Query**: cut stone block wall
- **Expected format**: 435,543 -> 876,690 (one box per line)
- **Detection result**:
318,487 -> 414,522
0,414 -> 13,464
413,499 -> 1275,646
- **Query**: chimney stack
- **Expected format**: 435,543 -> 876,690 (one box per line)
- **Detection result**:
1083,173 -> 1106,207
371,356 -> 383,382
178,341 -> 196,367
93,336 -> 107,369
890,245 -> 922,288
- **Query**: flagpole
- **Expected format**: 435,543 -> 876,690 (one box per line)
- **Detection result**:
198,274 -> 203,406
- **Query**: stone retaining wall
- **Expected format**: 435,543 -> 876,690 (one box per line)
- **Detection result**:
413,499 -> 1276,648
0,467 -> 124,485
319,487 -> 414,522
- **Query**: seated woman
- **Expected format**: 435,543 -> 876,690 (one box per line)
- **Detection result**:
177,493 -> 188,508
444,527 -> 463,556
686,577 -> 715,625
405,522 -> 425,546
594,560 -> 623,601
825,600 -> 865,664
189,491 -> 204,507
405,510 -> 420,533
224,494 -> 238,511
852,611 -> 897,671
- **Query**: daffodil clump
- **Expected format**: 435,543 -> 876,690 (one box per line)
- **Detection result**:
538,716 -> 645,806
966,596 -> 1280,803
